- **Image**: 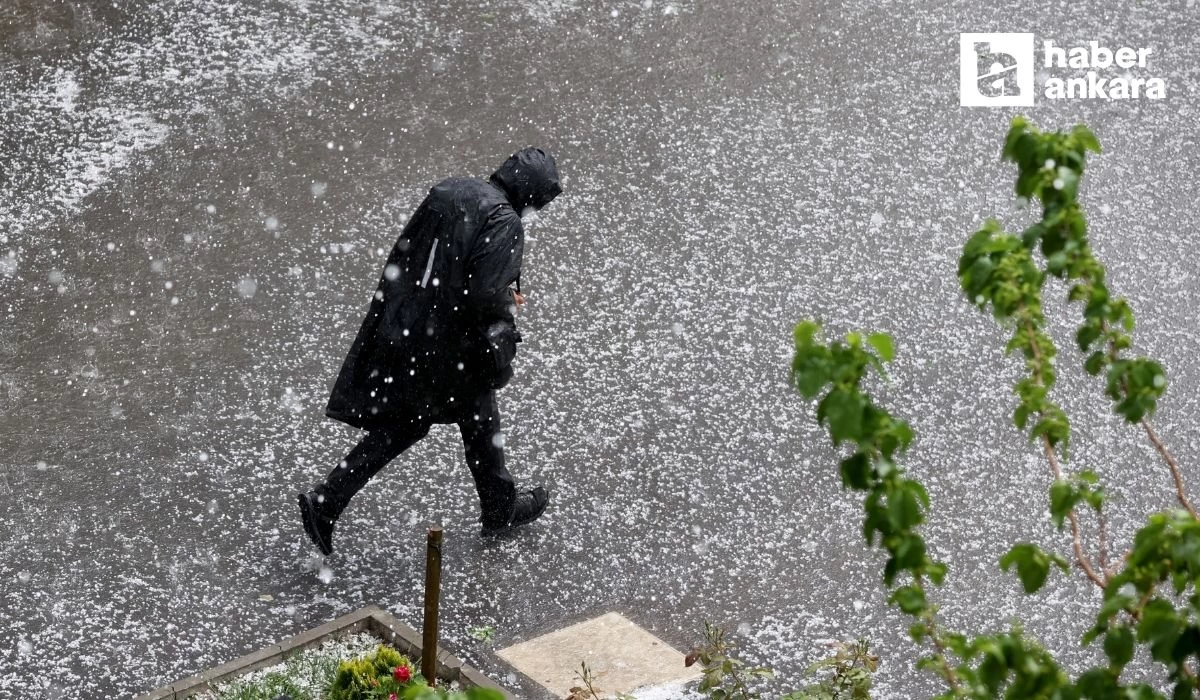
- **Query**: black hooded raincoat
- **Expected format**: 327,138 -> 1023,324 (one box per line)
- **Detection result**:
325,149 -> 561,430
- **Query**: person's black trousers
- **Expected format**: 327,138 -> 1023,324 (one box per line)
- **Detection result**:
316,392 -> 517,528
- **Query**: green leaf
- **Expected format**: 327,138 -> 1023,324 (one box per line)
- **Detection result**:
1000,543 -> 1058,594
909,479 -> 930,508
967,256 -> 996,291
887,485 -> 923,531
1074,668 -> 1119,696
1071,125 -> 1102,153
925,561 -> 948,586
862,498 -> 889,546
794,320 -> 820,350
839,453 -> 873,491
1049,480 -> 1080,530
867,332 -> 895,363
874,458 -> 897,479
893,421 -> 915,451
1046,251 -> 1069,276
1115,394 -> 1149,424
1103,625 -> 1135,667
889,584 -> 927,615
1138,599 -> 1183,663
793,359 -> 829,399
821,389 -> 866,445
1094,589 -> 1139,623
892,534 -> 927,573
1021,222 -> 1046,249
1076,324 -> 1102,352
1032,409 -> 1070,448
1014,403 -> 1031,430
977,642 -> 1008,691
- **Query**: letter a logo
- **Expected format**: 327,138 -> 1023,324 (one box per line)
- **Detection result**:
976,44 -> 1020,97
960,33 -> 1035,107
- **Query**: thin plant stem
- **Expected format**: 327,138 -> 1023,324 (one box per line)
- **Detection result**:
914,578 -> 963,693
1141,419 -> 1197,519
1039,434 -> 1106,588
1097,506 -> 1110,578
1023,322 -> 1107,589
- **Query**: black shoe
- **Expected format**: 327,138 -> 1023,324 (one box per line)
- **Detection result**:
298,491 -> 337,556
480,487 -> 549,537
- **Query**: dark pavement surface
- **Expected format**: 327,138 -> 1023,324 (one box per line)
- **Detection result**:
1,0 -> 1199,697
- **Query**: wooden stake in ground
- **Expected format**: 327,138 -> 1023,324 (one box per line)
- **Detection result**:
422,525 -> 443,686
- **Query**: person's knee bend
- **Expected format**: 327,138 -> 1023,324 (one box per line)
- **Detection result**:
381,417 -> 430,443
407,421 -> 432,441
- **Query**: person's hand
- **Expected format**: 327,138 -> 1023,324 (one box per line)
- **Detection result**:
513,290 -> 526,308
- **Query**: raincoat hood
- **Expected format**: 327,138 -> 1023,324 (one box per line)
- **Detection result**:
490,147 -> 562,211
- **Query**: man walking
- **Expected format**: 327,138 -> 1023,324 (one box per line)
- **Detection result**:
299,147 -> 562,555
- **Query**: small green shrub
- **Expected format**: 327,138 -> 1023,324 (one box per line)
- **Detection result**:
328,645 -> 420,700
686,621 -> 775,699
564,661 -> 635,700
326,645 -> 506,700
468,626 -> 496,645
216,671 -> 310,700
208,638 -> 504,700
783,640 -> 877,700
214,643 -> 347,700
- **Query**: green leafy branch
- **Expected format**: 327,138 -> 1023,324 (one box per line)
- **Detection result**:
791,321 -> 959,689
1082,511 -> 1200,694
1002,117 -> 1192,518
792,321 -> 1105,697
959,216 -> 1106,588
784,119 -> 1200,698
957,118 -> 1200,696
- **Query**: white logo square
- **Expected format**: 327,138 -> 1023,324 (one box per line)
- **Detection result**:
960,33 -> 1035,107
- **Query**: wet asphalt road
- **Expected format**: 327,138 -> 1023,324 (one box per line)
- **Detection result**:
2,0 -> 1199,697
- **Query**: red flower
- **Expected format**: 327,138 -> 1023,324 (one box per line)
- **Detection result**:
389,695 -> 398,700
394,664 -> 412,683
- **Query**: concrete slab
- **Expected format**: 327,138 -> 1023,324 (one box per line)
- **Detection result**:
497,613 -> 700,697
